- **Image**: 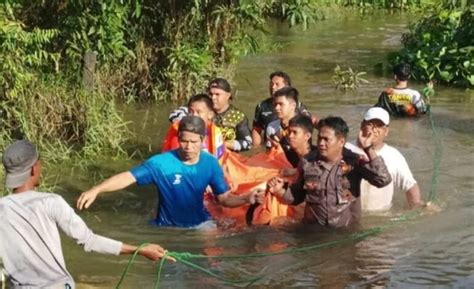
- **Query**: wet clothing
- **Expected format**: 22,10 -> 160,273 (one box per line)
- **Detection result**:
214,105 -> 252,152
345,142 -> 417,211
283,149 -> 391,228
265,119 -> 313,168
0,191 -> 122,289
130,150 -> 229,227
252,97 -> 311,134
162,121 -> 226,161
375,87 -> 427,116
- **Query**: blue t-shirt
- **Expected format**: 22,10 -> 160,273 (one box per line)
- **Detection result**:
130,150 -> 228,227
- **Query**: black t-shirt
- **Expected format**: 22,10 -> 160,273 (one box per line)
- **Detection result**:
252,98 -> 311,132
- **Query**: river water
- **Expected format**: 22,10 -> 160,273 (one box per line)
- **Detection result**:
53,12 -> 474,289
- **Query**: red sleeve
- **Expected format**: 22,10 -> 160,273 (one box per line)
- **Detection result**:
161,122 -> 180,152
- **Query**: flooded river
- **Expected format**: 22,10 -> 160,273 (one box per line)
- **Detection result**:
52,12 -> 474,289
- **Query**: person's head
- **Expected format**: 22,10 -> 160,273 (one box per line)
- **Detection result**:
393,63 -> 411,82
188,93 -> 215,122
178,115 -> 206,162
208,78 -> 232,114
269,71 -> 291,96
316,117 -> 349,161
287,115 -> 313,150
273,87 -> 299,121
2,140 -> 41,190
360,107 -> 390,147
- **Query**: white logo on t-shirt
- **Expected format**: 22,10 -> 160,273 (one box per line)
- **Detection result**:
173,174 -> 182,185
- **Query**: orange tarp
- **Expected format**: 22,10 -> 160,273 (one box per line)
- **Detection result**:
208,148 -> 299,226
162,122 -> 299,226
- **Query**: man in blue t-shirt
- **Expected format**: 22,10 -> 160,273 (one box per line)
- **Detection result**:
77,115 -> 263,228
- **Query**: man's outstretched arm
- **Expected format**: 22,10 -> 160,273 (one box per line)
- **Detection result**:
120,243 -> 175,262
77,171 -> 136,210
216,190 -> 264,208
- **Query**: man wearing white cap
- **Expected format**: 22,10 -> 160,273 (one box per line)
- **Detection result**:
0,140 -> 173,289
345,107 -> 423,211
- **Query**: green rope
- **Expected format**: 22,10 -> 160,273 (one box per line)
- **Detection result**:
116,85 -> 443,288
427,109 -> 442,202
116,243 -> 150,289
167,252 -> 262,285
116,212 -> 419,288
153,253 -> 168,289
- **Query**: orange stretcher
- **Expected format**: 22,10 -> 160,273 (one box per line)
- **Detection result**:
162,122 -> 300,226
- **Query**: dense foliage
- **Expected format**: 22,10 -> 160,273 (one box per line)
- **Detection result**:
0,0 -> 471,173
0,0 -> 322,165
0,5 -> 129,162
390,1 -> 473,87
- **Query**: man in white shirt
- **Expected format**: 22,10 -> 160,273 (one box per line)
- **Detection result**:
345,107 -> 423,212
0,140 -> 173,289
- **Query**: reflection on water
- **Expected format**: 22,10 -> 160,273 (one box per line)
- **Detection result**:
49,12 -> 474,289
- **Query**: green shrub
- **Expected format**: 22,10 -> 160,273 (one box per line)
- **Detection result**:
390,3 -> 473,87
0,8 -> 128,164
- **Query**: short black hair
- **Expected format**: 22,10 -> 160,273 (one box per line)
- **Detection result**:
188,93 -> 213,110
273,86 -> 299,104
288,114 -> 313,134
393,63 -> 411,81
270,71 -> 292,86
178,115 -> 206,137
317,116 -> 349,139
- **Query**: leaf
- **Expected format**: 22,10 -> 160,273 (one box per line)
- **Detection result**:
439,70 -> 453,81
468,75 -> 474,86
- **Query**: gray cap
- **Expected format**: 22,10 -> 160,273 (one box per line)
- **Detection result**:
2,140 -> 39,188
178,115 -> 206,137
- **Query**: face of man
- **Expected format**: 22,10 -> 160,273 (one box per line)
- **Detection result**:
273,96 -> 296,121
189,101 -> 214,122
317,126 -> 345,161
178,131 -> 203,163
209,87 -> 231,114
269,76 -> 287,96
287,126 -> 311,150
360,119 -> 388,146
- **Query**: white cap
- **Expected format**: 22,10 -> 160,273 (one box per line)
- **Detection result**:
364,107 -> 390,125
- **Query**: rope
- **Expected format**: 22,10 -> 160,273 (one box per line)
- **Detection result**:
427,110 -> 442,201
115,243 -> 150,289
116,86 -> 443,288
115,212 -> 420,288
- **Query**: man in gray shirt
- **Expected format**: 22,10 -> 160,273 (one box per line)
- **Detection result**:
0,140 -> 173,288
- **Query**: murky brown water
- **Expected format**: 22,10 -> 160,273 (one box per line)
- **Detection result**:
36,12 -> 474,289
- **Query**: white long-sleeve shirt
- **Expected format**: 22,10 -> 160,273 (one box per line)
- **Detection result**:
0,191 -> 122,288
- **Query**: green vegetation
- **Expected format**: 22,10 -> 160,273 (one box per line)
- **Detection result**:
0,0 -> 471,191
0,1 -> 331,195
335,0 -> 436,10
0,6 -> 129,164
390,1 -> 473,87
0,0 -> 321,168
333,65 -> 369,90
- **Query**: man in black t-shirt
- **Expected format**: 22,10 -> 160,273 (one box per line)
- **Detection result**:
252,71 -> 311,146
